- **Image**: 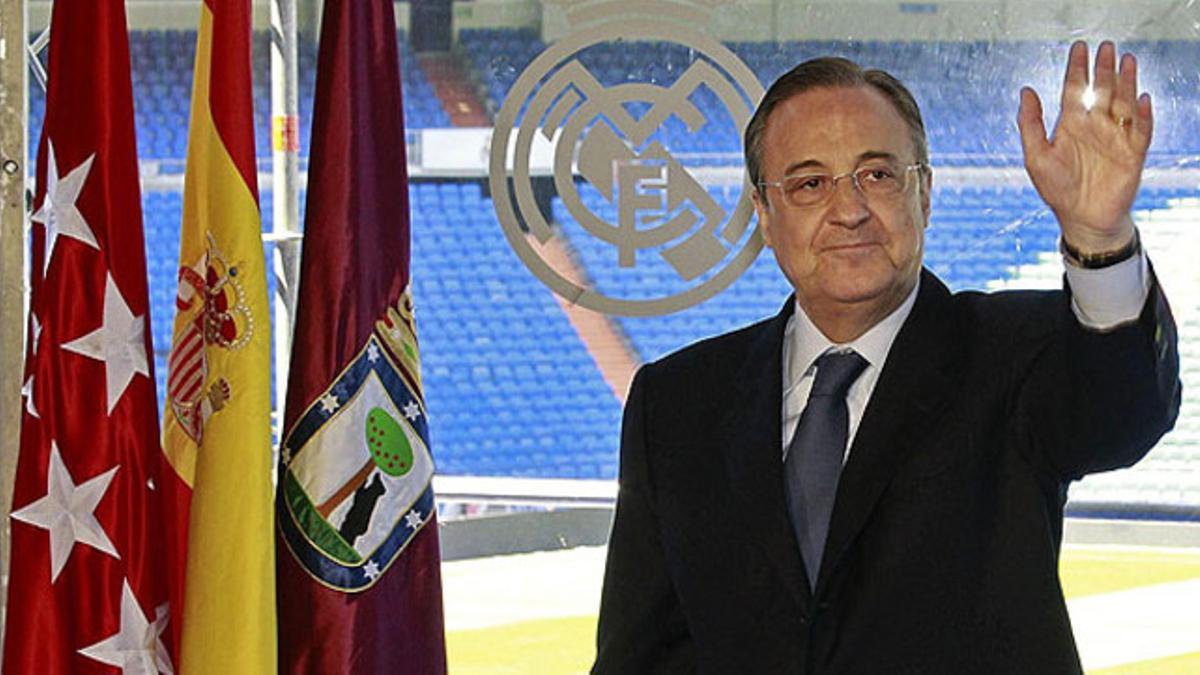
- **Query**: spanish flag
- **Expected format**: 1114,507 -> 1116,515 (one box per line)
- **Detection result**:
161,0 -> 276,671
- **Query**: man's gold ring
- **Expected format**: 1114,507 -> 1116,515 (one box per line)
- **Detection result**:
1117,116 -> 1131,129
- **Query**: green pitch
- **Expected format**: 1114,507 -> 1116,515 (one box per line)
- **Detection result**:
446,547 -> 1200,674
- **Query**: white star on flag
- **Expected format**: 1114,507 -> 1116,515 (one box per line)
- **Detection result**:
152,603 -> 172,672
31,141 -> 99,276
10,442 -> 120,582
367,341 -> 380,363
29,313 -> 42,353
77,581 -> 174,675
62,273 -> 150,414
405,509 -> 424,529
362,560 -> 381,581
319,392 -> 341,415
23,315 -> 42,418
22,375 -> 38,418
402,401 -> 421,421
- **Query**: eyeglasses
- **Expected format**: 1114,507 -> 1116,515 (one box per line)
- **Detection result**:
758,161 -> 927,209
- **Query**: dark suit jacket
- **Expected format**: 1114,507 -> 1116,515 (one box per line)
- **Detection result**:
593,268 -> 1180,675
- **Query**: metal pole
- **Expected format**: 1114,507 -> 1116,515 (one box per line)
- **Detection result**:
0,0 -> 30,652
269,0 -> 302,440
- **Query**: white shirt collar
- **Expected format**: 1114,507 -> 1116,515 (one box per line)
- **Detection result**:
784,277 -> 922,395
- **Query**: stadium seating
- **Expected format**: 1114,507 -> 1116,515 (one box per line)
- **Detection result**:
460,33 -> 1200,164
23,29 -> 1200,508
137,179 -> 623,479
407,180 -> 622,478
29,30 -> 448,167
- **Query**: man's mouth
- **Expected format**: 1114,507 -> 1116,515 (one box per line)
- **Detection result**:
823,242 -> 880,252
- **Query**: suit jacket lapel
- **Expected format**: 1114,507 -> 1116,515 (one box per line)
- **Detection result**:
720,298 -> 812,607
819,270 -> 965,585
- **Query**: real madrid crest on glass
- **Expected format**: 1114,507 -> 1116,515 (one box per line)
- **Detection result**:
490,0 -> 765,316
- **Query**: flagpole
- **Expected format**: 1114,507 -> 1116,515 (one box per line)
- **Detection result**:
0,0 -> 30,653
270,0 -> 301,443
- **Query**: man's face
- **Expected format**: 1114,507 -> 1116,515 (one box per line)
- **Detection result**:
753,85 -> 931,328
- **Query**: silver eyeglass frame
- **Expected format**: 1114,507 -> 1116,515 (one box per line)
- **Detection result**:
757,162 -> 928,207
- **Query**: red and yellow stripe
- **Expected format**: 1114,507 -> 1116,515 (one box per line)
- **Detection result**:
162,0 -> 275,671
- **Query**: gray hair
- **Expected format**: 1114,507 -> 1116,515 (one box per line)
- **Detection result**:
745,56 -> 929,199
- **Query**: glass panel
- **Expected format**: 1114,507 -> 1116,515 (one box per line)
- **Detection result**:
24,1 -> 1199,670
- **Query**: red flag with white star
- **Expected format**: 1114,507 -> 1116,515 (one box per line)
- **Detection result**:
5,2 -> 174,673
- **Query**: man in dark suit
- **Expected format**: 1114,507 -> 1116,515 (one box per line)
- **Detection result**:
593,42 -> 1180,674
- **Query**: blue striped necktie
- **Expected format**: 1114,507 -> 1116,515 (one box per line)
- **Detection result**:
784,350 -> 868,589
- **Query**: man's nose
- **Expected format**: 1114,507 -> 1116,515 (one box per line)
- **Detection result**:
826,177 -> 870,228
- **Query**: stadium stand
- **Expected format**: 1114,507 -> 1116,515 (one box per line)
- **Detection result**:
29,30 -> 447,167
406,180 -> 622,478
460,32 -> 1200,163
23,29 -> 1199,509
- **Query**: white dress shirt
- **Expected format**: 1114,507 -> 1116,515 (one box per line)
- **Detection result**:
780,250 -> 1151,462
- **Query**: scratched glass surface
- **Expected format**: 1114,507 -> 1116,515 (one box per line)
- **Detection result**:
454,4 -> 1200,511
18,3 -> 1199,673
24,1 -> 1198,508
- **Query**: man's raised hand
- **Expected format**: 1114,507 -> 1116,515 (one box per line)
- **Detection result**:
1017,41 -> 1152,254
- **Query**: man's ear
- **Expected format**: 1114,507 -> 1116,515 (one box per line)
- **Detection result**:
920,168 -> 933,226
752,188 -> 775,248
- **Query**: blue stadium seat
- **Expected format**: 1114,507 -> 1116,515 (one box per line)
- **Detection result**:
28,30 -> 1200,491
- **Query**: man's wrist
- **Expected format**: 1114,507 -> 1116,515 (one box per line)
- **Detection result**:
1061,228 -> 1141,269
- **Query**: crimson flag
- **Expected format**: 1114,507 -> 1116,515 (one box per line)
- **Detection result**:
275,0 -> 447,672
6,1 -> 174,673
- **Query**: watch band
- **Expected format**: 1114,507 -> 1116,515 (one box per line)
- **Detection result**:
1061,229 -> 1141,269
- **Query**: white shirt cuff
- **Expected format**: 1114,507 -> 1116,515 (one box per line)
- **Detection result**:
1064,249 -> 1150,330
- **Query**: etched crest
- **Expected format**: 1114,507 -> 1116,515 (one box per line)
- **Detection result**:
490,0 -> 765,316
